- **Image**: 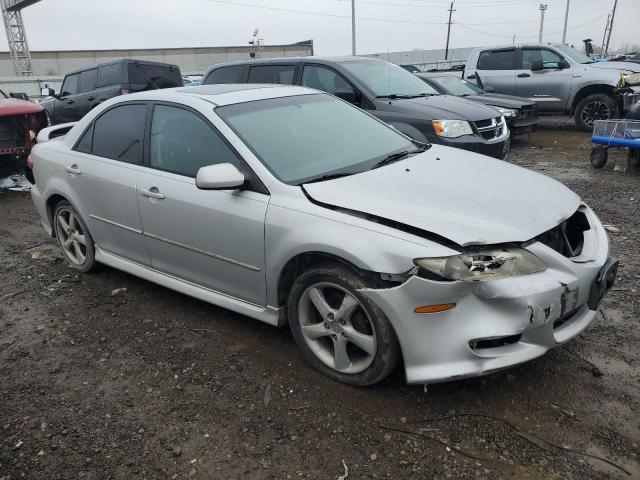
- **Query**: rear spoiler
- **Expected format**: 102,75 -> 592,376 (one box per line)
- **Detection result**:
36,122 -> 77,143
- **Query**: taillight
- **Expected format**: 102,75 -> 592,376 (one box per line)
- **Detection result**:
27,154 -> 33,170
120,89 -> 130,95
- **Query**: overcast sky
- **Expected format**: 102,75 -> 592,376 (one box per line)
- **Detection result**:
2,0 -> 638,56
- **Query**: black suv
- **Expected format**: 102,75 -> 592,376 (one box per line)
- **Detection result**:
203,57 -> 510,159
41,59 -> 182,125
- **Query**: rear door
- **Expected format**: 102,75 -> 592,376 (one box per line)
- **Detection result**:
514,47 -> 573,111
470,48 -> 517,95
136,103 -> 268,305
65,102 -> 150,265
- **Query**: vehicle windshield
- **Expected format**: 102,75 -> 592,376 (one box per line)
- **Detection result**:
430,76 -> 484,96
555,44 -> 594,64
340,60 -> 439,97
217,94 -> 418,184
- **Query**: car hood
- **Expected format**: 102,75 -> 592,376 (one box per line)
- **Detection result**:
303,145 -> 580,247
0,97 -> 44,116
588,61 -> 640,73
459,93 -> 534,109
386,95 -> 501,122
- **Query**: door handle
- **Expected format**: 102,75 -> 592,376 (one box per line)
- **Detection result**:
86,96 -> 95,101
518,73 -> 531,78
466,74 -> 476,80
66,100 -> 75,104
64,164 -> 81,174
139,187 -> 165,200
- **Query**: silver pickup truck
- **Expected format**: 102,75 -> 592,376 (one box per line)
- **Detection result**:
462,43 -> 640,129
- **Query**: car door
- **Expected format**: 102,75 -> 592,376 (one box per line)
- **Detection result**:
53,73 -> 80,123
470,48 -> 517,95
136,103 -> 268,305
514,47 -> 573,111
75,68 -> 99,118
65,102 -> 150,265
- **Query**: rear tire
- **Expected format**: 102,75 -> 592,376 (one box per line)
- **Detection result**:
287,264 -> 400,386
53,201 -> 96,272
575,93 -> 614,131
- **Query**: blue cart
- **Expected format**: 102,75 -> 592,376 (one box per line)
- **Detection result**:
590,119 -> 640,168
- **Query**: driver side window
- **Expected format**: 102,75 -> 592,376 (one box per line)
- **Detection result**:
522,48 -> 564,69
149,104 -> 241,178
61,74 -> 79,97
302,65 -> 355,97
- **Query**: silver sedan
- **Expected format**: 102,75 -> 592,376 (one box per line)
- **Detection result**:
29,84 -> 617,386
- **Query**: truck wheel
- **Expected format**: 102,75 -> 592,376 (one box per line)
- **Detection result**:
575,93 -> 614,131
590,146 -> 608,169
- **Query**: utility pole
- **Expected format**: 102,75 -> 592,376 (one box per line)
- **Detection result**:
562,0 -> 570,43
604,0 -> 618,57
600,13 -> 611,57
444,1 -> 455,60
538,4 -> 548,43
351,0 -> 356,56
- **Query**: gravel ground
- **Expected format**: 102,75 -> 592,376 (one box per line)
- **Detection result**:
1,137 -> 639,480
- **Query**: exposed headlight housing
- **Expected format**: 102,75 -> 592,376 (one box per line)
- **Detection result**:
495,107 -> 517,118
432,119 -> 473,138
415,248 -> 546,282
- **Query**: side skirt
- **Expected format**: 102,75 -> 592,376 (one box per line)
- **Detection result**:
94,247 -> 284,327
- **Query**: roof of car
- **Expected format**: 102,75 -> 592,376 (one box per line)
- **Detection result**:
117,83 -> 321,106
65,58 -> 180,77
205,55 -> 383,69
472,42 -> 564,51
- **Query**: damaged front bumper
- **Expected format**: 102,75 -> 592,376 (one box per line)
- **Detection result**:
360,205 -> 613,384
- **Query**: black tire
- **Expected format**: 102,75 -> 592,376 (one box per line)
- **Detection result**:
52,200 -> 97,273
287,264 -> 400,386
628,149 -> 640,169
575,93 -> 614,131
590,146 -> 608,169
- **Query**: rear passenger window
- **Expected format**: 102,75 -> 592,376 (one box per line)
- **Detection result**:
477,49 -> 516,70
90,104 -> 147,164
149,104 -> 240,177
205,65 -> 248,84
248,65 -> 295,85
98,63 -> 121,87
78,69 -> 98,93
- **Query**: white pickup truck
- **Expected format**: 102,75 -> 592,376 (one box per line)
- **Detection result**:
461,43 -> 640,130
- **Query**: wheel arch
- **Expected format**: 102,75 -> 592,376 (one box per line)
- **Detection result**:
45,192 -> 84,238
570,84 -> 615,114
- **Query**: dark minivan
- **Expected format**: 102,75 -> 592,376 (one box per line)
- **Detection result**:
203,57 -> 510,159
41,59 -> 182,125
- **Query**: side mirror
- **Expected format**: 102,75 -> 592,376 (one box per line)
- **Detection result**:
196,163 -> 246,190
558,60 -> 570,69
334,90 -> 357,104
530,60 -> 544,72
484,86 -> 496,93
41,87 -> 56,97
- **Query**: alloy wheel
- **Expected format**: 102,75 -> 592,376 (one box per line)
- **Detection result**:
56,208 -> 87,265
580,100 -> 611,127
298,282 -> 377,374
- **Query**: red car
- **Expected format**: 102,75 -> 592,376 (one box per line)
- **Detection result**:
0,89 -> 47,180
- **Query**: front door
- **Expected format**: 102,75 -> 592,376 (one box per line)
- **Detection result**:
64,103 -> 150,265
54,73 -> 80,123
136,103 -> 268,305
514,47 -> 573,111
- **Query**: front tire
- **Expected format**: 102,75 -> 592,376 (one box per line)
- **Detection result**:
287,265 -> 399,386
53,201 -> 96,272
575,93 -> 614,131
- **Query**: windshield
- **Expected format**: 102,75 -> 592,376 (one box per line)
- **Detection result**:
430,76 -> 484,96
217,94 -> 416,184
341,60 -> 439,97
555,44 -> 594,64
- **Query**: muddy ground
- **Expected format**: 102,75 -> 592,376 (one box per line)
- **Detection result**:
1,129 -> 639,480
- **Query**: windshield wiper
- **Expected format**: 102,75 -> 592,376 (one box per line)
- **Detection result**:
372,146 -> 428,169
377,93 -> 435,99
302,172 -> 357,184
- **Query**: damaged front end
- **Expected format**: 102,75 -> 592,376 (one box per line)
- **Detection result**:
359,204 -> 616,385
